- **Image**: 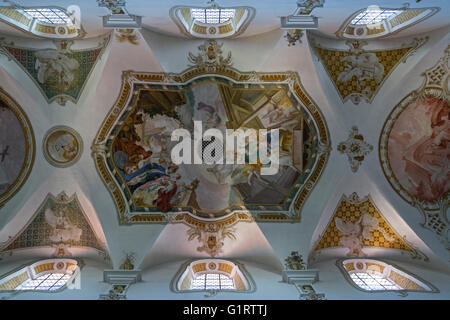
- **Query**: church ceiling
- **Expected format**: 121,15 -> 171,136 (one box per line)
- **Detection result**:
0,0 -> 448,283
92,40 -> 331,224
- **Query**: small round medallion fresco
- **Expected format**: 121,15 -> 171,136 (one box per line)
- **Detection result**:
43,126 -> 83,168
0,88 -> 36,207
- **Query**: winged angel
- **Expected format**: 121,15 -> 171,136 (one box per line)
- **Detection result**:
337,52 -> 384,89
45,204 -> 82,244
335,205 -> 395,256
188,40 -> 232,68
35,50 -> 80,91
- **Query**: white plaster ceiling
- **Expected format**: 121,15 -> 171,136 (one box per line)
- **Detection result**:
0,0 -> 449,40
0,0 -> 449,275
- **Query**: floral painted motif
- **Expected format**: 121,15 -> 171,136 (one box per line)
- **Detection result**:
284,251 -> 306,270
285,30 -> 303,47
338,126 -> 373,172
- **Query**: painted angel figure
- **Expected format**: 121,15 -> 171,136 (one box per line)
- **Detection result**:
335,205 -> 395,256
35,50 -> 80,90
337,52 -> 384,89
45,205 -> 82,243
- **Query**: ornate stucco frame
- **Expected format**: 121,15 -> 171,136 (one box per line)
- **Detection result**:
379,46 -> 449,211
92,66 -> 330,225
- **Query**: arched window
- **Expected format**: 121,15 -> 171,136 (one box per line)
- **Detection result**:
0,4 -> 83,38
172,259 -> 255,294
336,5 -> 438,39
170,2 -> 255,39
0,259 -> 80,292
338,258 -> 438,294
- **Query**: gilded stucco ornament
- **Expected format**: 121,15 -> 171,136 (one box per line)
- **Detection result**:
115,28 -> 139,45
337,126 -> 373,173
285,30 -> 303,46
284,251 -> 306,270
299,284 -> 326,300
171,211 -> 254,257
296,0 -> 325,15
188,40 -> 232,70
119,252 -> 136,270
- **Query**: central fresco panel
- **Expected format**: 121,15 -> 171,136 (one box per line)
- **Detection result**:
93,47 -> 330,224
111,81 -> 312,214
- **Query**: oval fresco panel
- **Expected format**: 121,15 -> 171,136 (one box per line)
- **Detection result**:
380,94 -> 449,209
0,88 -> 35,207
92,70 -> 330,224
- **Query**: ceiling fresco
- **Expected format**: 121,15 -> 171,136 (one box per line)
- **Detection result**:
311,193 -> 425,260
0,0 -> 448,301
0,36 -> 109,105
309,35 -> 428,104
43,126 -> 83,168
92,40 -> 330,224
379,46 -> 449,248
0,88 -> 35,208
0,192 -> 107,258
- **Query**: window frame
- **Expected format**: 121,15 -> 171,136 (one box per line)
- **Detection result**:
0,5 -> 84,39
169,5 -> 255,39
336,258 -> 439,295
335,6 -> 439,39
171,259 -> 256,295
0,258 -> 81,293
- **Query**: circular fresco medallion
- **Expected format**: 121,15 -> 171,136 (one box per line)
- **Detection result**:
380,93 -> 449,210
0,89 -> 35,207
43,126 -> 83,168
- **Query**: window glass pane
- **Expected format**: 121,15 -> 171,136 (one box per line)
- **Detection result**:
349,270 -> 403,291
15,272 -> 72,291
190,272 -> 236,290
350,9 -> 402,25
191,8 -> 235,24
23,8 -> 71,24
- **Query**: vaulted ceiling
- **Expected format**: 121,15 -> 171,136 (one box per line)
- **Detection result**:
0,0 -> 448,296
